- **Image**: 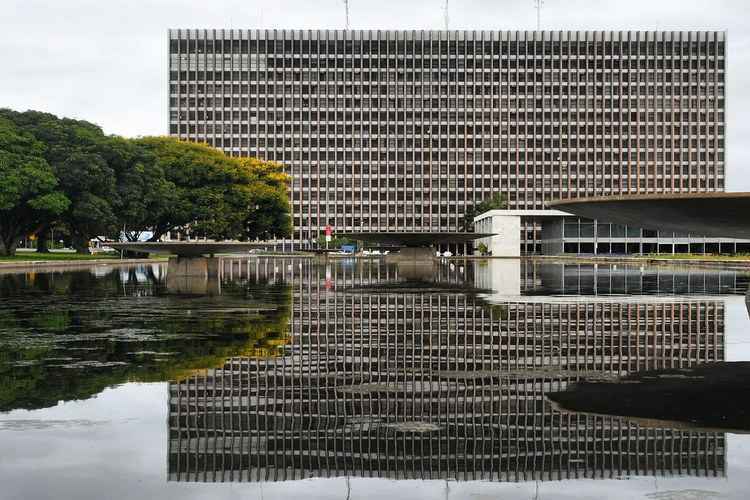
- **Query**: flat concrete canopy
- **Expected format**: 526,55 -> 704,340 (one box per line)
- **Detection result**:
338,232 -> 494,246
473,209 -> 571,221
109,241 -> 265,257
548,192 -> 750,239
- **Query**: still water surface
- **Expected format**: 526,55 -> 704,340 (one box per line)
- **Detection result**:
2,258 -> 750,499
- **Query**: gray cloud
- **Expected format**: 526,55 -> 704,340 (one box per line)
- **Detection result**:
3,0 -> 748,190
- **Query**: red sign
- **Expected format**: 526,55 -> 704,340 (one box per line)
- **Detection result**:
324,225 -> 332,236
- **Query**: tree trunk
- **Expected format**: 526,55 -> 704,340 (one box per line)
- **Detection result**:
72,234 -> 91,255
36,230 -> 50,253
0,237 -> 17,257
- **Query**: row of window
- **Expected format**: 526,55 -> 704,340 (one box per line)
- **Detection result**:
175,130 -> 726,141
256,153 -> 727,164
291,216 -> 697,227
293,181 -> 724,188
293,174 -> 719,186
288,190 -> 721,202
292,202 -> 699,212
292,178 -> 723,186
292,197 -> 655,206
262,142 -> 725,150
172,83 -> 727,94
292,217 -> 706,229
169,38 -> 726,56
173,97 -> 724,107
169,70 -> 726,83
171,110 -> 724,122
173,56 -> 726,70
172,107 -> 722,118
294,202 -> 704,217
293,181 -> 725,193
188,138 -> 723,150
172,102 -> 722,113
184,54 -> 725,62
174,115 -> 725,131
175,111 -> 725,121
216,143 -> 727,152
171,121 -> 723,135
171,86 -> 726,97
291,176 -> 721,185
172,98 -> 724,109
211,148 -> 728,161
181,137 -> 725,148
175,133 -> 727,144
195,144 -> 727,161
171,123 -> 723,139
288,165 -> 720,174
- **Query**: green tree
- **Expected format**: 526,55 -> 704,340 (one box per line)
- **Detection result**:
0,117 -> 69,256
107,137 -> 175,242
56,152 -> 117,253
136,137 -> 291,241
462,192 -> 508,232
238,157 -> 292,240
0,109 -> 124,253
1,109 -> 293,251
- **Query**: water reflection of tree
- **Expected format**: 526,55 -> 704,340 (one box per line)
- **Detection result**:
0,268 -> 291,411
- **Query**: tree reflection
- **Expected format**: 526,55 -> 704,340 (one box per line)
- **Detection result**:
0,265 -> 291,411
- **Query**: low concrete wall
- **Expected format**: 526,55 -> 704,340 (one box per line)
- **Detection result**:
474,215 -> 521,257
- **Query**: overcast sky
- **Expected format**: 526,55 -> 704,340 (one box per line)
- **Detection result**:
3,0 -> 749,190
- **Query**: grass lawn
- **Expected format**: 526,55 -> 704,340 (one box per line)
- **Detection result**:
1,251 -> 132,262
644,253 -> 750,261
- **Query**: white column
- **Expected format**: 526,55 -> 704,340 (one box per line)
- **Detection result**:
488,214 -> 521,257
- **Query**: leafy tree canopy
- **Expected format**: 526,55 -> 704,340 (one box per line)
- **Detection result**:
462,193 -> 508,232
0,117 -> 69,255
136,137 -> 291,241
0,109 -> 292,254
0,109 -> 122,253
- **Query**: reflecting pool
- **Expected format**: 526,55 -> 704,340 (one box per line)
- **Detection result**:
2,258 -> 750,499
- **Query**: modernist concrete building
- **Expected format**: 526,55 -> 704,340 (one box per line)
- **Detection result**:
475,208 -> 750,256
168,29 -> 726,254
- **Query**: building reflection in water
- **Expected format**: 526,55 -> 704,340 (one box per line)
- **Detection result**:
168,258 -> 727,483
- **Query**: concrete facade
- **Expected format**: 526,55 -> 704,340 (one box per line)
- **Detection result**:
168,29 -> 726,253
549,192 -> 750,240
540,216 -> 750,255
472,208 -> 750,256
474,209 -> 568,256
